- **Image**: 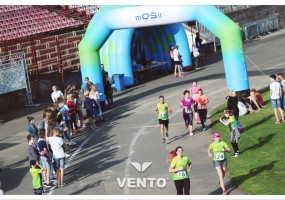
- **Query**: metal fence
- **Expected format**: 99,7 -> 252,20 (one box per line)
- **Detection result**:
242,16 -> 279,40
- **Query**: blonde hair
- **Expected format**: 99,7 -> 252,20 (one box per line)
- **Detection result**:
228,90 -> 236,97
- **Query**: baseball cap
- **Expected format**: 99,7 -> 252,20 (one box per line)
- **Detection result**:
213,132 -> 221,138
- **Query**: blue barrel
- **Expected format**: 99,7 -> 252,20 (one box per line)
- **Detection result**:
113,74 -> 125,91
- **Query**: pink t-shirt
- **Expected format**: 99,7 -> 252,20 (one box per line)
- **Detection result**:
191,86 -> 202,101
181,97 -> 194,113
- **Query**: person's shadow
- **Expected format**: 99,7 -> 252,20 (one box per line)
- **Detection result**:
241,133 -> 276,154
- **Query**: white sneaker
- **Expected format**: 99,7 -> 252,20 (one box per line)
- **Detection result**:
65,153 -> 70,158
69,141 -> 76,146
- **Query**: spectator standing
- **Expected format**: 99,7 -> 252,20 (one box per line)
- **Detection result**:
27,135 -> 40,162
226,90 -> 239,121
84,91 -> 97,129
51,86 -> 63,104
27,116 -> 39,148
74,91 -> 84,128
82,77 -> 93,93
29,160 -> 45,195
195,32 -> 203,54
48,128 -> 66,188
169,45 -> 175,70
89,84 -> 104,121
269,74 -> 285,124
277,73 -> 285,110
173,46 -> 183,78
67,94 -> 80,134
104,72 -> 114,108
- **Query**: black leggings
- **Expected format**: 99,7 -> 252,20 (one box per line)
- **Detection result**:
231,141 -> 239,153
174,178 -> 190,195
197,109 -> 207,128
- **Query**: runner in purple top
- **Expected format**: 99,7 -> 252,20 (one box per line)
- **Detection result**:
180,90 -> 194,136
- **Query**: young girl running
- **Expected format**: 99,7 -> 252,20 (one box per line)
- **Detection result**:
208,132 -> 231,195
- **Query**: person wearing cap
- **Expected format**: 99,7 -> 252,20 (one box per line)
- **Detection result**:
208,132 -> 231,195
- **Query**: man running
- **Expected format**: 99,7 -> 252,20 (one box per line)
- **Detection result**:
156,96 -> 172,143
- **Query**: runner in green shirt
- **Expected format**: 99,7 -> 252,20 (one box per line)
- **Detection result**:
156,95 -> 172,143
168,146 -> 192,195
208,132 -> 231,195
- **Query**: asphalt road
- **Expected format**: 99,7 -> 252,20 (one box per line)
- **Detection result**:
0,29 -> 285,196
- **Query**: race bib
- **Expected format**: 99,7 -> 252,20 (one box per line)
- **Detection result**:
215,152 -> 225,161
199,104 -> 205,109
177,170 -> 187,178
193,94 -> 198,100
185,108 -> 192,114
159,112 -> 167,118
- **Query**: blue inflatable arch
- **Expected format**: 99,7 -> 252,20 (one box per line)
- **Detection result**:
79,5 -> 249,101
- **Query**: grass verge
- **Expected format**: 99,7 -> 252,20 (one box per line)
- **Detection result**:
210,90 -> 285,194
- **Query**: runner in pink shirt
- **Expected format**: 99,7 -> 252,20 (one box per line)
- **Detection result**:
190,80 -> 201,124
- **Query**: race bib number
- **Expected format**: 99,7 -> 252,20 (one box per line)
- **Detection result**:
185,108 -> 192,114
159,112 -> 166,118
177,170 -> 187,178
199,104 -> 205,109
215,152 -> 225,161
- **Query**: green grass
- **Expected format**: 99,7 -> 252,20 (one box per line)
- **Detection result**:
210,90 -> 285,194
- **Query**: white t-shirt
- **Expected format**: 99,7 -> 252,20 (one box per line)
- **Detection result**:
48,137 -> 65,159
270,81 -> 281,99
90,91 -> 100,100
51,90 -> 63,102
173,49 -> 179,61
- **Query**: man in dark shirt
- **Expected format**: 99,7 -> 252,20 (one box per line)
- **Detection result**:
27,135 -> 40,162
195,32 -> 203,54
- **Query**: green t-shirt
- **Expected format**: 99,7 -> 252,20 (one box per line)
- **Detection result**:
157,102 -> 169,120
30,168 -> 43,189
209,141 -> 229,161
229,116 -> 237,129
170,156 -> 190,180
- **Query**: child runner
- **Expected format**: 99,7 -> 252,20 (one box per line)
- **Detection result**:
219,110 -> 241,157
156,96 -> 172,143
180,90 -> 194,136
168,146 -> 192,195
208,132 -> 231,195
29,160 -> 45,195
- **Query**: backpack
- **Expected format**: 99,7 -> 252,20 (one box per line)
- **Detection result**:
237,121 -> 244,133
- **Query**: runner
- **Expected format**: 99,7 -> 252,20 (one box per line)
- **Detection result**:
196,89 -> 209,131
180,90 -> 194,136
190,81 -> 201,124
156,96 -> 172,143
208,132 -> 231,195
168,146 -> 192,195
219,110 -> 241,157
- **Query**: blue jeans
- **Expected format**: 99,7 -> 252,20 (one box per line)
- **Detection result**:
94,100 -> 103,119
270,98 -> 281,109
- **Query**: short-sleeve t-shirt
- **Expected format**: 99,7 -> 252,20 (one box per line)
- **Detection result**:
281,80 -> 285,96
197,95 -> 208,109
48,137 -> 65,159
59,105 -> 71,121
157,102 -> 169,120
30,168 -> 43,189
170,156 -> 191,180
209,141 -> 229,161
270,82 -> 281,99
229,116 -> 237,129
38,140 -> 48,158
190,86 -> 201,101
181,98 -> 194,113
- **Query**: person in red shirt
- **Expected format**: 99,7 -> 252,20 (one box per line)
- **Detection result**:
67,94 -> 79,134
196,89 -> 209,131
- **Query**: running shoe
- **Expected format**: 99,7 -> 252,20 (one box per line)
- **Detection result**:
65,153 -> 70,158
197,121 -> 201,124
203,127 -> 207,131
189,132 -> 193,136
179,75 -> 184,78
165,133 -> 169,140
162,138 -> 166,143
237,151 -> 241,155
282,118 -> 285,123
275,120 -> 281,124
223,189 -> 228,195
231,153 -> 238,157
44,183 -> 53,188
61,183 -> 66,188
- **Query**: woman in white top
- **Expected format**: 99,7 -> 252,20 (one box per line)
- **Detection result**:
173,46 -> 184,78
89,84 -> 104,121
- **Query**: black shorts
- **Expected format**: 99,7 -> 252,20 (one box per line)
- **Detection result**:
183,112 -> 193,126
174,61 -> 181,65
158,119 -> 169,128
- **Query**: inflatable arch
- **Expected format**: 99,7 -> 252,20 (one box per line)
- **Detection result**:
79,5 -> 249,101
